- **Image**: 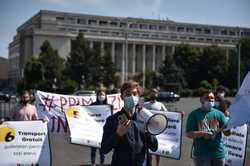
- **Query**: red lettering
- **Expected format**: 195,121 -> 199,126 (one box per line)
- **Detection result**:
39,95 -> 55,112
81,97 -> 94,105
68,97 -> 77,106
60,96 -> 67,112
50,116 -> 56,133
57,116 -> 68,133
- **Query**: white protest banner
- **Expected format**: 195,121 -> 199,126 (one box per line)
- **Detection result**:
65,105 -> 112,148
107,93 -> 124,113
35,91 -> 122,134
227,71 -> 250,129
224,124 -> 248,166
0,120 -> 51,166
150,111 -> 182,159
35,90 -> 96,134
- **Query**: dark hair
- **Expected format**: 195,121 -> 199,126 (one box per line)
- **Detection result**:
120,80 -> 142,96
150,88 -> 159,94
199,88 -> 213,97
20,90 -> 30,105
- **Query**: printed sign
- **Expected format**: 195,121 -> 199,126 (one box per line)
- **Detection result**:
150,111 -> 182,159
0,120 -> 51,166
65,105 -> 112,148
224,124 -> 248,166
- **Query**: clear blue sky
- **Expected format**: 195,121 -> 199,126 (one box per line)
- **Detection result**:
0,0 -> 249,58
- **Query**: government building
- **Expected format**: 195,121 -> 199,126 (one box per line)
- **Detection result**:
8,10 -> 250,86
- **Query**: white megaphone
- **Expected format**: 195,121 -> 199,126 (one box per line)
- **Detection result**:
137,107 -> 168,135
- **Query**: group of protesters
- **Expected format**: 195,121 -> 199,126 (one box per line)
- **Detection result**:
0,81 -> 231,166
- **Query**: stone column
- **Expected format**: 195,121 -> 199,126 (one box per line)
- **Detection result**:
162,45 -> 166,62
111,42 -> 115,63
132,43 -> 136,74
89,40 -> 94,49
152,45 -> 156,71
101,41 -> 105,57
142,44 -> 146,88
122,43 -> 126,84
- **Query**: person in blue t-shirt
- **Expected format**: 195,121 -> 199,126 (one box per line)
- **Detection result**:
186,89 -> 229,166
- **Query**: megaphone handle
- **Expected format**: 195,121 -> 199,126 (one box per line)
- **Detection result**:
145,132 -> 151,166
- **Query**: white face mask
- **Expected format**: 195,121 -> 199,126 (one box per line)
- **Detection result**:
98,95 -> 106,102
124,95 -> 139,109
203,101 -> 215,111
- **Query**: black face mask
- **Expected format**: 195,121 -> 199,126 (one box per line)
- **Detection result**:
150,96 -> 157,101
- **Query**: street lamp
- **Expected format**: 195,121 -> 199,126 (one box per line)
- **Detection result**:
237,43 -> 241,90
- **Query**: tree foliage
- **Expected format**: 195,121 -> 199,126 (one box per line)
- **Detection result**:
23,40 -> 64,92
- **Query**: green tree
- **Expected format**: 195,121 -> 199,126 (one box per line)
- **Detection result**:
159,53 -> 186,89
38,40 -> 65,91
101,52 -> 117,88
65,33 -> 92,88
65,33 -> 117,89
239,38 -> 250,82
199,46 -> 229,85
24,57 -> 44,89
173,44 -> 201,88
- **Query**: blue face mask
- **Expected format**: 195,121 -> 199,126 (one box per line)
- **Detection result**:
124,95 -> 139,109
203,101 -> 215,111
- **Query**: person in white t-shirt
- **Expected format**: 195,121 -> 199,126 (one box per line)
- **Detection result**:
144,88 -> 167,112
143,88 -> 167,166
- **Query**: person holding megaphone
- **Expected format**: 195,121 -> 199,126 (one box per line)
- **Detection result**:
101,80 -> 158,166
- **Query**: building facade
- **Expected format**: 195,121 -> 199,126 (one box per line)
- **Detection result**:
8,10 -> 250,87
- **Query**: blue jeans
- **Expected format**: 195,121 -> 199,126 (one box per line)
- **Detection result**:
193,157 -> 225,166
91,147 -> 105,164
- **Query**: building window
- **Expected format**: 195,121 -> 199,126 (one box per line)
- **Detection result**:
149,24 -> 157,30
90,30 -> 98,33
206,38 -> 213,42
140,24 -> 148,29
130,23 -> 139,29
195,28 -> 202,34
152,34 -> 159,38
142,34 -> 149,37
77,18 -> 86,24
79,29 -> 88,33
213,29 -> 220,35
186,27 -> 194,33
56,17 -> 64,21
221,29 -> 228,35
120,22 -> 127,28
110,22 -> 118,27
159,25 -> 166,30
189,37 -> 196,40
204,29 -> 211,34
180,36 -> 187,40
171,36 -> 177,39
112,32 -> 120,35
215,39 -> 221,42
100,20 -> 108,26
67,17 -> 76,24
168,26 -> 176,32
229,31 -> 236,36
88,19 -> 97,25
177,27 -> 185,32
